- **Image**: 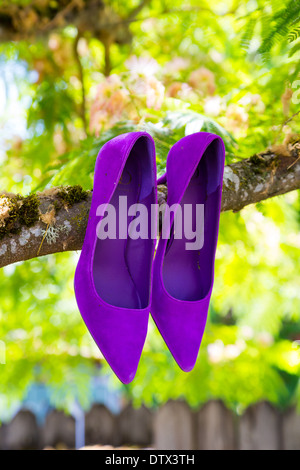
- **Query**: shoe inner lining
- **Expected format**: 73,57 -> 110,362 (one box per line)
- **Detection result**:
93,137 -> 155,309
162,139 -> 223,301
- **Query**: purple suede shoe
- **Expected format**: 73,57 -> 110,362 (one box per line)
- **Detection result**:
152,132 -> 225,372
75,132 -> 157,384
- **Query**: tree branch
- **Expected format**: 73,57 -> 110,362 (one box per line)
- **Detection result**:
73,32 -> 87,134
0,145 -> 299,269
103,38 -> 112,77
0,1 -> 131,45
126,0 -> 152,22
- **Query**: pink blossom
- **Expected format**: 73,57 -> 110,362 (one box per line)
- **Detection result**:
125,55 -> 159,76
165,57 -> 190,74
188,67 -> 216,96
89,75 -> 130,134
167,82 -> 195,101
131,75 -> 165,110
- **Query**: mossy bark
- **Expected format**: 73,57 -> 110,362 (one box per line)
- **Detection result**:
0,146 -> 299,268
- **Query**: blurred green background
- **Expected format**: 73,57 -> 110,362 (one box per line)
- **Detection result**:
0,0 -> 300,417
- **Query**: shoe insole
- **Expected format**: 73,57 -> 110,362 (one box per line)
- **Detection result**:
93,141 -> 154,309
162,148 -> 220,301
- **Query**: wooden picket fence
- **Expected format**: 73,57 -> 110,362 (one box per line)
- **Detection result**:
0,400 -> 299,450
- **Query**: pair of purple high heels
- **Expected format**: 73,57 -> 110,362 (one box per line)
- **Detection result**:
74,132 -> 225,383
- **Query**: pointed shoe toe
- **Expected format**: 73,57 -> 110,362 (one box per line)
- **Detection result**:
75,132 -> 157,383
76,301 -> 149,384
152,301 -> 209,372
151,132 -> 225,371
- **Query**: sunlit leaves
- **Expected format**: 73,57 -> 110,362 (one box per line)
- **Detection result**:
0,0 -> 300,414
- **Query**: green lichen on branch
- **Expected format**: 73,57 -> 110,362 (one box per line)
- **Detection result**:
247,152 -> 280,178
56,185 -> 89,208
70,206 -> 90,230
0,193 -> 40,240
19,194 -> 40,225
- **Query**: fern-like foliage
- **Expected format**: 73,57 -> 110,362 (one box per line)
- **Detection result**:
241,17 -> 257,50
242,0 -> 300,57
289,41 -> 300,57
259,0 -> 300,54
288,26 -> 300,43
35,113 -> 236,191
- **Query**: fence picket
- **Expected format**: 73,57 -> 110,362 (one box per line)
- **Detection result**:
154,400 -> 194,450
196,400 -> 236,450
239,402 -> 280,450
